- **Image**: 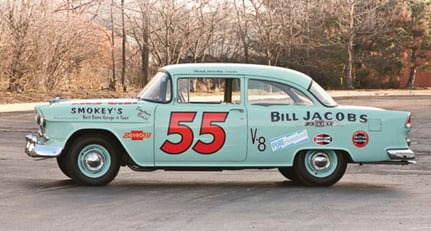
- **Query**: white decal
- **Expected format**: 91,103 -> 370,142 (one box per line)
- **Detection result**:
270,129 -> 309,152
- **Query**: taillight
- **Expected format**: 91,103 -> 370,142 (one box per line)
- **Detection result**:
405,113 -> 412,128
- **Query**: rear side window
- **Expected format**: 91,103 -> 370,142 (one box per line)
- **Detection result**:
309,81 -> 337,107
247,79 -> 313,106
177,77 -> 241,104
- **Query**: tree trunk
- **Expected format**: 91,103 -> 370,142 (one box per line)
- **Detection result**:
345,1 -> 355,90
406,48 -> 417,89
241,32 -> 249,63
109,0 -> 116,90
121,0 -> 127,92
345,37 -> 354,89
141,17 -> 149,88
8,54 -> 25,92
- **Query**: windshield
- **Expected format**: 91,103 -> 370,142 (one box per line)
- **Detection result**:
137,72 -> 172,103
309,81 -> 337,107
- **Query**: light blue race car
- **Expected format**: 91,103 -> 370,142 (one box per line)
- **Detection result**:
25,63 -> 415,186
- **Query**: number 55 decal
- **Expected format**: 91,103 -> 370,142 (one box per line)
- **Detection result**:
160,112 -> 229,155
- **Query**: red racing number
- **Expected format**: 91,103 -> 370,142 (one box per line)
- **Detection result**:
160,112 -> 229,155
160,112 -> 196,154
193,112 -> 228,154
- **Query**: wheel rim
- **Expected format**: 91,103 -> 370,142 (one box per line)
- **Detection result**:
304,150 -> 338,178
77,144 -> 111,178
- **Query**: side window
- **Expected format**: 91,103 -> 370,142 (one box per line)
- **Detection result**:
177,77 -> 240,104
247,79 -> 313,106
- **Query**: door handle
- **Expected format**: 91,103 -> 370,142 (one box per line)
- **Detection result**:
230,108 -> 244,113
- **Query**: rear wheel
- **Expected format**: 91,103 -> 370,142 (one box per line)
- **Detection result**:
278,167 -> 299,183
65,134 -> 120,186
293,150 -> 347,186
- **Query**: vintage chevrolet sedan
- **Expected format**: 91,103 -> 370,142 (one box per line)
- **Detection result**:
25,63 -> 415,186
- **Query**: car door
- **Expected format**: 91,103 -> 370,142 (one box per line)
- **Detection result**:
154,76 -> 247,165
245,79 -> 315,165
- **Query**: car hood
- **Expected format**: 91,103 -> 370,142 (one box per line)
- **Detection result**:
35,98 -> 155,123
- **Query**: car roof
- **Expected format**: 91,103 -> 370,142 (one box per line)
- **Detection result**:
161,63 -> 313,89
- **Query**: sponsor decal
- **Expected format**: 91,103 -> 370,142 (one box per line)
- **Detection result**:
271,111 -> 368,124
270,129 -> 309,152
136,106 -> 152,120
70,107 -> 133,121
71,101 -> 137,105
305,121 -> 335,127
250,128 -> 267,152
71,107 -> 123,115
352,131 -> 369,148
193,69 -> 224,74
108,102 -> 138,105
123,130 -> 152,141
313,134 -> 333,145
72,102 -> 102,105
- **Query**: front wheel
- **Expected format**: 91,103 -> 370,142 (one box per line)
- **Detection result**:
293,150 -> 347,186
56,154 -> 71,178
65,134 -> 120,186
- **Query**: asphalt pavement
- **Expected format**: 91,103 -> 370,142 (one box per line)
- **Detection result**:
0,92 -> 430,231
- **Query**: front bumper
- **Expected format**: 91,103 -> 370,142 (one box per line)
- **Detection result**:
25,134 -> 62,158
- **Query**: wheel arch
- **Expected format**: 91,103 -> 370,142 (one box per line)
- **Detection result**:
293,148 -> 354,164
63,129 -> 129,166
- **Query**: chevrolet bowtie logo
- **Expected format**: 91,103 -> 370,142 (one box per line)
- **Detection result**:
123,130 -> 152,141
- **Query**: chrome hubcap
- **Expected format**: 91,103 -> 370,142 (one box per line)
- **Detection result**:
84,152 -> 104,171
311,152 -> 330,170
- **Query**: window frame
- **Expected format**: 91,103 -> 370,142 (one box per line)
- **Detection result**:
176,77 -> 241,105
247,79 -> 313,106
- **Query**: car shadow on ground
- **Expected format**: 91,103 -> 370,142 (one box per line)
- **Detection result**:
26,178 -> 400,194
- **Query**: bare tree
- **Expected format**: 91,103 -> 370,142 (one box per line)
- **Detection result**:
0,0 -> 110,92
185,0 -> 228,63
334,0 -> 395,89
109,0 -> 117,90
120,0 -> 127,92
127,0 -> 151,87
147,0 -> 196,65
246,0 -> 298,66
37,15 -> 107,90
0,0 -> 429,93
3,0 -> 34,92
234,0 -> 250,63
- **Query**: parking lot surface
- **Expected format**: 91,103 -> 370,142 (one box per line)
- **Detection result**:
0,95 -> 430,231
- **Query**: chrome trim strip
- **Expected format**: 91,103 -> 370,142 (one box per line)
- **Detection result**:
25,134 -> 62,158
359,160 -> 416,165
387,149 -> 415,160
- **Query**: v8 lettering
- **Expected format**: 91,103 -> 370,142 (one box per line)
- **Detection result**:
160,112 -> 229,155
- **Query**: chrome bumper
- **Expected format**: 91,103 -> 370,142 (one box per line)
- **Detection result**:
387,149 -> 416,164
25,134 -> 62,158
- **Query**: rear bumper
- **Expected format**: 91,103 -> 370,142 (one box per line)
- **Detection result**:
387,149 -> 416,164
25,134 -> 62,158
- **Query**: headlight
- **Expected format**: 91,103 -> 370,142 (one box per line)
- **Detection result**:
35,113 -> 47,135
40,116 -> 46,128
35,114 -> 40,124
